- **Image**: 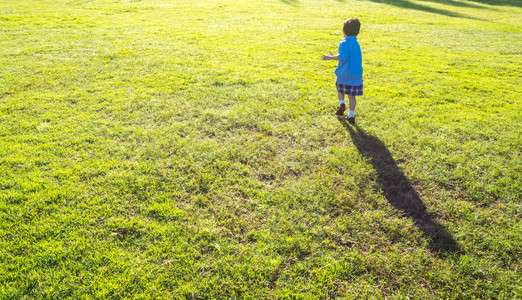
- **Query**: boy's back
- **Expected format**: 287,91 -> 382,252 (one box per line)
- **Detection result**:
335,36 -> 363,87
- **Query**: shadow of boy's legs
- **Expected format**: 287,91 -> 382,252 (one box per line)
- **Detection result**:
339,119 -> 460,255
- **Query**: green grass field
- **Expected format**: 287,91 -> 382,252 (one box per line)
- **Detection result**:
1,0 -> 521,298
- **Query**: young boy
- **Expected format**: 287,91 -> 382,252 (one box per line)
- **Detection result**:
322,18 -> 363,125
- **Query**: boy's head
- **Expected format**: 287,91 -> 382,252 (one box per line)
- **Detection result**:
343,17 -> 360,36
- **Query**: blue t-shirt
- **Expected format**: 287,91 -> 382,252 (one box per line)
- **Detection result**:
335,36 -> 363,86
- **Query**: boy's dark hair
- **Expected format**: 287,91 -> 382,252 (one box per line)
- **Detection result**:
343,17 -> 360,36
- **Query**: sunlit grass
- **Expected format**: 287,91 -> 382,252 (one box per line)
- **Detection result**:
1,0 -> 521,298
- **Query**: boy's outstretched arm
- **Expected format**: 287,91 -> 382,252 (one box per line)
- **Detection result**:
321,52 -> 342,61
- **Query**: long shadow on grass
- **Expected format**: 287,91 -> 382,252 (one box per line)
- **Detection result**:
366,0 -> 484,19
464,0 -> 521,7
339,120 -> 460,256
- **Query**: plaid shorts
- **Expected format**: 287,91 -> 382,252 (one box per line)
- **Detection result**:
336,82 -> 363,96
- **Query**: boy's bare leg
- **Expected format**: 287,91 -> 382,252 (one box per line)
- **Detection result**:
338,91 -> 345,103
348,95 -> 356,112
